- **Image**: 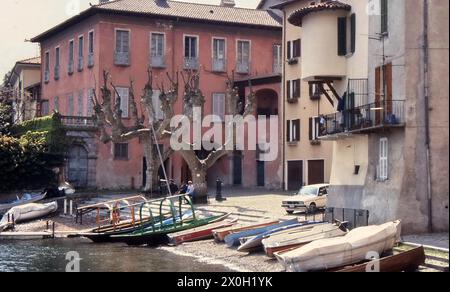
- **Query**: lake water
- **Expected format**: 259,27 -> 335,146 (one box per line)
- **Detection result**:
0,238 -> 232,272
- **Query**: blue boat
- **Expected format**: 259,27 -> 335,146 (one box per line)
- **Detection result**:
225,218 -> 300,247
237,221 -> 324,252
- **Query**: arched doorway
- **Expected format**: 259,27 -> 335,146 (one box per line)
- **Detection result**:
66,145 -> 88,188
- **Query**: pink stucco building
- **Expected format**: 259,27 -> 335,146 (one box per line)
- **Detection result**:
31,0 -> 283,191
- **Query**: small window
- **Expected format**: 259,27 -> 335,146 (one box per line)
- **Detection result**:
55,47 -> 60,67
116,30 -> 130,53
77,91 -> 84,117
213,38 -> 226,61
41,100 -> 50,116
114,143 -> 129,160
78,36 -> 84,57
287,79 -> 301,100
237,40 -> 250,64
68,94 -> 74,116
69,40 -> 74,62
286,119 -> 301,142
381,0 -> 388,35
151,33 -> 165,57
87,88 -> 95,116
45,52 -> 50,72
152,89 -> 164,120
88,31 -> 94,54
287,39 -> 301,60
273,44 -> 282,73
184,36 -> 198,58
379,137 -> 389,181
212,93 -> 226,122
115,87 -> 129,118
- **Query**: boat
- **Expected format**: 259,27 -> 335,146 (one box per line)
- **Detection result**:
82,210 -> 195,243
275,220 -> 402,272
335,246 -> 426,272
263,222 -> 348,258
212,220 -> 280,242
168,218 -> 238,245
237,221 -> 324,253
0,193 -> 47,214
224,218 -> 300,247
0,202 -> 58,231
111,212 -> 232,246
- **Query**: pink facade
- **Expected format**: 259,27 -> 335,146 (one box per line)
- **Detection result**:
36,9 -> 282,190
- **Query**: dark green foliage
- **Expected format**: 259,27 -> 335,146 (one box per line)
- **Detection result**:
0,103 -> 13,135
0,114 -> 68,191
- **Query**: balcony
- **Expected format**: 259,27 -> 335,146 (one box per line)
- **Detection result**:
77,57 -> 84,72
150,55 -> 166,69
68,61 -> 74,75
88,53 -> 94,68
273,63 -> 282,74
54,66 -> 60,80
44,71 -> 50,83
236,61 -> 250,74
317,100 -> 406,140
184,57 -> 199,70
61,116 -> 97,131
115,52 -> 130,66
212,58 -> 226,72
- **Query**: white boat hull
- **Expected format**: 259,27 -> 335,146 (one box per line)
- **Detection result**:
0,202 -> 58,230
275,220 -> 402,272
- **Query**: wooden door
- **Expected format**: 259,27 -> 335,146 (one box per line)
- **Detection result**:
257,161 -> 265,187
67,145 -> 88,188
287,161 -> 303,191
308,160 -> 325,185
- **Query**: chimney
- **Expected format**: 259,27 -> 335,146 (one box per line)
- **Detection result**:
220,0 -> 236,7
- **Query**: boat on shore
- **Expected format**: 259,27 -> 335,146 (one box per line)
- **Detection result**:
0,193 -> 47,214
275,220 -> 402,272
334,246 -> 426,272
224,218 -> 300,247
0,202 -> 58,232
263,221 -> 348,258
237,221 -> 324,253
213,221 -> 280,242
168,218 -> 238,245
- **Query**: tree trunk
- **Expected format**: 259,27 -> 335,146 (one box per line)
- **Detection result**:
192,168 -> 208,204
143,137 -> 158,193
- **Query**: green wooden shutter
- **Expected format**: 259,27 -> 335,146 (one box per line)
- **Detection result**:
351,14 -> 356,53
337,17 -> 347,56
286,120 -> 291,142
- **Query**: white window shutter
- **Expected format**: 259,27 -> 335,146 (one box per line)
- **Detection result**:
77,91 -> 84,117
87,89 -> 94,116
152,90 -> 163,120
116,87 -> 129,118
379,138 -> 389,180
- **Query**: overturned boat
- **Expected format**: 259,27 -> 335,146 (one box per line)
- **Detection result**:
0,202 -> 58,231
275,220 -> 402,272
212,221 -> 280,243
0,193 -> 46,214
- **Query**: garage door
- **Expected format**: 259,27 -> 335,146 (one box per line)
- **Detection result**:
287,161 -> 303,191
308,160 -> 325,185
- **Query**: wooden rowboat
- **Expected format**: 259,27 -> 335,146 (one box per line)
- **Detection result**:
335,246 -> 426,272
168,218 -> 238,245
0,193 -> 46,214
275,220 -> 402,272
212,221 -> 280,242
263,222 -> 348,258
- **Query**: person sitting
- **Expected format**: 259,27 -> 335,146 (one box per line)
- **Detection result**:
185,181 -> 196,199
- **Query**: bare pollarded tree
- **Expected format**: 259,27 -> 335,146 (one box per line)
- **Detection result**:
175,70 -> 256,201
93,69 -> 178,192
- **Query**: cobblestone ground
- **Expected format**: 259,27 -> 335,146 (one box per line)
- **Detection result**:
403,233 -> 449,250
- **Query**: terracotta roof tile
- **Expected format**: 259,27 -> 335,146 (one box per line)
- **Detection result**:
288,1 -> 351,26
17,56 -> 41,65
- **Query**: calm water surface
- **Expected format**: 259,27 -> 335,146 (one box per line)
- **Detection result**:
0,238 -> 232,272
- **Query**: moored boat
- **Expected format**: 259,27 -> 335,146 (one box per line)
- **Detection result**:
224,218 -> 300,247
168,218 -> 238,245
275,220 -> 402,272
213,221 -> 280,242
334,246 -> 426,273
0,202 -> 58,231
262,222 -> 348,258
237,221 -> 324,253
0,193 -> 47,214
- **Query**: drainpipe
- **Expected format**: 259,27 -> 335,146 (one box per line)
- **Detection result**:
423,0 -> 433,233
282,10 -> 287,191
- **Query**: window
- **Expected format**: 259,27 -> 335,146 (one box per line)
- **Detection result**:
152,90 -> 164,120
150,33 -> 165,68
309,83 -> 322,100
184,35 -> 199,69
87,88 -> 95,116
212,93 -> 226,122
77,91 -> 84,117
273,44 -> 282,73
287,39 -> 301,60
381,0 -> 388,35
115,29 -> 130,66
44,52 -> 50,82
115,87 -> 129,118
54,96 -> 60,112
212,38 -> 226,72
378,137 -> 389,181
309,117 -> 320,141
338,14 -> 356,56
286,119 -> 301,142
286,79 -> 301,101
78,35 -> 84,71
41,100 -> 50,116
88,31 -> 94,67
68,40 -> 74,74
68,94 -> 74,116
54,47 -> 60,80
114,143 -> 129,160
237,40 -> 250,73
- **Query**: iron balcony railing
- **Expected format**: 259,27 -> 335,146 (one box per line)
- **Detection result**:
184,57 -> 199,70
88,53 -> 94,68
236,61 -> 250,74
150,55 -> 166,68
68,61 -> 74,75
212,58 -> 226,72
54,66 -> 60,80
77,57 -> 84,71
61,116 -> 97,130
114,52 -> 130,66
318,100 -> 406,138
